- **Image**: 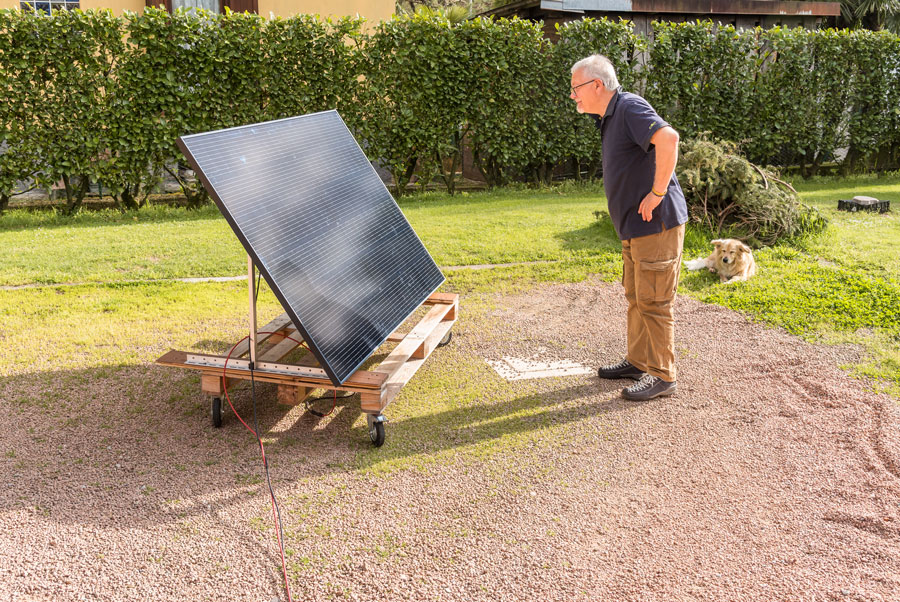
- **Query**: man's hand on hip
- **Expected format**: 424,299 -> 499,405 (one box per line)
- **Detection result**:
638,192 -> 662,221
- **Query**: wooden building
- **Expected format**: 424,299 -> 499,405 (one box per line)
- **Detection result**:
479,0 -> 842,37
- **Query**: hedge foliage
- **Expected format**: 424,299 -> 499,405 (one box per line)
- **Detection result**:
1,9 -> 899,213
646,23 -> 900,177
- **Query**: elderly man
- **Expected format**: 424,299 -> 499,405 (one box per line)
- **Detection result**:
570,54 -> 688,402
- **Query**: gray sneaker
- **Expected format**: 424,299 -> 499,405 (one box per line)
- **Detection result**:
597,358 -> 644,380
622,373 -> 676,401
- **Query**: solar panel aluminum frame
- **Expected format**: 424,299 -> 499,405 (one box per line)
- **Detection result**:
176,110 -> 445,386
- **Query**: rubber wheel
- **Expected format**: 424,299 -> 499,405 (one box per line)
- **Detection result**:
211,397 -> 223,428
437,330 -> 452,348
367,416 -> 386,447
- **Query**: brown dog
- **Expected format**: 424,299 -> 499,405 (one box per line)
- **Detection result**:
684,238 -> 757,283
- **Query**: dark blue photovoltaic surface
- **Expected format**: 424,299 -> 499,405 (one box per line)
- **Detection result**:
177,111 -> 445,385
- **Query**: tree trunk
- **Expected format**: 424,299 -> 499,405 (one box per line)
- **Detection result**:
439,130 -> 464,195
587,158 -> 602,180
392,157 -> 419,197
115,182 -> 149,212
165,164 -> 209,209
62,174 -> 89,216
440,151 -> 459,195
473,150 -> 496,188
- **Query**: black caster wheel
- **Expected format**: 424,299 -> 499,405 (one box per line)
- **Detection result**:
366,414 -> 386,447
211,397 -> 223,428
437,330 -> 452,348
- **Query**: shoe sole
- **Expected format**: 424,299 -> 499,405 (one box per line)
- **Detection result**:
597,371 -> 644,380
622,384 -> 677,402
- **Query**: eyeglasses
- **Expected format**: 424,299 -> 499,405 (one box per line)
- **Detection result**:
570,79 -> 598,95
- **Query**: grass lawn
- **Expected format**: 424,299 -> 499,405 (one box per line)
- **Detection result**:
1,174 -> 898,396
0,183 -> 619,287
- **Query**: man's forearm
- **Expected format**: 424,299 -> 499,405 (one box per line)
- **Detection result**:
651,128 -> 679,193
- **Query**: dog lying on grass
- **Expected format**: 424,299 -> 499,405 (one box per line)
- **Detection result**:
684,238 -> 757,283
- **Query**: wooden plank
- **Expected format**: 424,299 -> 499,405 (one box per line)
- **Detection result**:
360,392 -> 384,413
413,297 -> 456,359
277,385 -> 312,406
197,366 -> 378,395
362,294 -> 457,412
159,291 -> 458,417
157,350 -> 386,391
201,374 -> 224,395
229,313 -> 296,358
411,308 -> 454,360
380,320 -> 453,410
443,297 -> 458,321
259,332 -> 303,363
157,349 -> 188,365
411,340 -> 428,361
386,293 -> 456,342
372,302 -> 453,380
423,292 -> 457,305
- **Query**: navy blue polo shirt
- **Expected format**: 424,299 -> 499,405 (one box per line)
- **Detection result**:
592,89 -> 688,241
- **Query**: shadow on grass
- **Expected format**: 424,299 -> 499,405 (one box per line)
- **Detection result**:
354,380 -> 631,473
678,267 -> 721,292
557,218 -> 730,256
554,218 -> 620,254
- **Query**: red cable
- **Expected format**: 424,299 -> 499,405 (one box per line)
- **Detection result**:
222,330 -> 320,602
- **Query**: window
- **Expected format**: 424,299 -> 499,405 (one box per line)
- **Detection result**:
172,0 -> 219,13
146,0 -> 256,15
20,0 -> 79,13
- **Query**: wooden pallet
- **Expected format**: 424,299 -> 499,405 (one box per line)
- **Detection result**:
156,292 -> 457,443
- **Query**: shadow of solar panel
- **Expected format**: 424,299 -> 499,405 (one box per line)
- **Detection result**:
177,110 -> 445,385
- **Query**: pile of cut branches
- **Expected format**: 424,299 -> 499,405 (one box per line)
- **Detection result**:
677,135 -> 828,246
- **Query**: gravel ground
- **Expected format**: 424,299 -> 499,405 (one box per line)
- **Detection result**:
1,277 -> 899,601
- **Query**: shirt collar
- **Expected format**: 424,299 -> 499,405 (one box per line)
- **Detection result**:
603,87 -> 623,119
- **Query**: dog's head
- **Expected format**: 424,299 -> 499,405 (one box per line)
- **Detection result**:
712,239 -> 752,267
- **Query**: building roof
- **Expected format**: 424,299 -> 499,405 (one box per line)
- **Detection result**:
481,0 -> 841,18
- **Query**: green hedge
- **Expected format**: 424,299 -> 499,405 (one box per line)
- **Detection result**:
1,9 -> 899,212
1,9 -> 124,213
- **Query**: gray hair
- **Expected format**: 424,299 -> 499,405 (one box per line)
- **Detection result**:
571,54 -> 619,91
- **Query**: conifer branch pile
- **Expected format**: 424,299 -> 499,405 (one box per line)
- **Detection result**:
677,135 -> 828,246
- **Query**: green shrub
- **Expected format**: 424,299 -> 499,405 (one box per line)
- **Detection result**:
844,29 -> 900,172
461,16 -> 550,187
1,9 -> 124,215
646,21 -> 757,145
751,27 -> 851,176
358,12 -> 472,194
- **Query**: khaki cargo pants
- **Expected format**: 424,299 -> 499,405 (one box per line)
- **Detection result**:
621,223 -> 685,382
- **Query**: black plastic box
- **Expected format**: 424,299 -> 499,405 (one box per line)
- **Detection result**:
837,196 -> 891,213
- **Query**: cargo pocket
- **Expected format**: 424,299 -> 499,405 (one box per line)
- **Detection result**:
639,257 -> 678,302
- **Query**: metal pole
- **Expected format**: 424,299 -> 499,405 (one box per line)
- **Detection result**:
248,255 -> 257,367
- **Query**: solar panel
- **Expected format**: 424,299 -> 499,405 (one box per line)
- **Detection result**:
177,110 -> 445,385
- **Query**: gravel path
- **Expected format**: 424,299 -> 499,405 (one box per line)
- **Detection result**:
1,277 -> 899,601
